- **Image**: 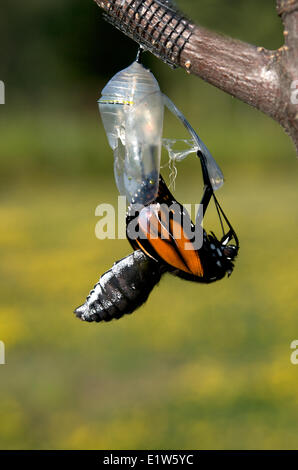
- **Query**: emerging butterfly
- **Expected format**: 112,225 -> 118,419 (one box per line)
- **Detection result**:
74,54 -> 239,323
126,152 -> 238,284
74,150 -> 239,323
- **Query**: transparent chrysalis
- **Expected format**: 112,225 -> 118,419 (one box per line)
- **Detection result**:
98,60 -> 223,204
98,61 -> 164,204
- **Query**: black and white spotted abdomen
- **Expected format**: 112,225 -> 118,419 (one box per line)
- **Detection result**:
74,250 -> 163,323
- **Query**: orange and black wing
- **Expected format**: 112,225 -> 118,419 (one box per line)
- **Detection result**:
127,176 -> 204,278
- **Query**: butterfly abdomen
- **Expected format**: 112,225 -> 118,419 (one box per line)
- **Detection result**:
74,250 -> 163,323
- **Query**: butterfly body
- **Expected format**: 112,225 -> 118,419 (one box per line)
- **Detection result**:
126,173 -> 238,285
75,250 -> 163,323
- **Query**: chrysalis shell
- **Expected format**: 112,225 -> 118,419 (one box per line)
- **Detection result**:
98,61 -> 164,204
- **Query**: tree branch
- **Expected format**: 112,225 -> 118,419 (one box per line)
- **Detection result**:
276,0 -> 298,151
180,28 -> 281,120
94,0 -> 298,154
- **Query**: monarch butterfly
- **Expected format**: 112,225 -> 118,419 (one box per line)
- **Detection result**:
75,150 -> 239,323
126,149 -> 239,284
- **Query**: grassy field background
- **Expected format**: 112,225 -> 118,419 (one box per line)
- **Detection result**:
0,0 -> 298,450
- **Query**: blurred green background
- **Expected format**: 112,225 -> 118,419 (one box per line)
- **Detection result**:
0,0 -> 298,450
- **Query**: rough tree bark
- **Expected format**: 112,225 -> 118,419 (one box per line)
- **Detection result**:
94,0 -> 298,154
